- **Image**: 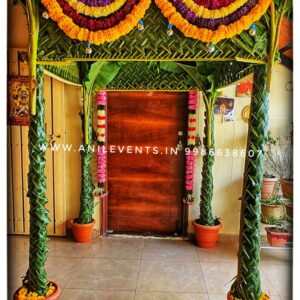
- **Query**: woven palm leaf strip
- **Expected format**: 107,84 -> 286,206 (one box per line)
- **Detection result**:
78,93 -> 94,224
199,93 -> 217,226
229,64 -> 269,300
23,66 -> 50,296
106,61 -> 196,91
37,4 -> 269,62
183,90 -> 198,204
95,91 -> 107,194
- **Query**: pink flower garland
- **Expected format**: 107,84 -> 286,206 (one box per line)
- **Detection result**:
96,91 -> 107,185
184,90 -> 198,204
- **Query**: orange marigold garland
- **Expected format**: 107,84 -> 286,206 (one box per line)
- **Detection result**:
41,0 -> 151,45
227,291 -> 270,300
154,0 -> 272,44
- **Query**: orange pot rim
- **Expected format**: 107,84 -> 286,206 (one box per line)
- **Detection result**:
193,220 -> 222,230
282,179 -> 293,183
14,281 -> 60,300
263,177 -> 278,182
261,203 -> 282,208
265,227 -> 290,237
71,219 -> 96,228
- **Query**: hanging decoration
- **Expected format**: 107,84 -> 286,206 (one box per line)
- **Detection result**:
183,90 -> 198,205
154,0 -> 272,44
95,91 -> 108,198
41,0 -> 151,45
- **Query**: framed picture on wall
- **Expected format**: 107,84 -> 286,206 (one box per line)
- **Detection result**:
8,76 -> 30,126
236,78 -> 253,98
214,97 -> 235,122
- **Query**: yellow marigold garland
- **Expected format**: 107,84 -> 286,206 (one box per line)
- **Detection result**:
154,0 -> 272,44
181,0 -> 248,19
41,0 -> 151,45
65,0 -> 126,18
228,292 -> 270,300
16,285 -> 56,300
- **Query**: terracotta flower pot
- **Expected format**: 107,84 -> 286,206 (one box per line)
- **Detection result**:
227,291 -> 270,300
281,180 -> 293,198
71,219 -> 95,243
261,204 -> 284,220
193,220 -> 222,248
265,227 -> 290,247
261,177 -> 277,199
14,281 -> 60,300
285,203 -> 293,218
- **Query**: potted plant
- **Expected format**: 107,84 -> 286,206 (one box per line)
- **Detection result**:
71,61 -> 123,243
265,132 -> 293,198
261,194 -> 284,222
261,172 -> 277,199
284,196 -> 293,218
265,217 -> 292,247
175,62 -> 225,248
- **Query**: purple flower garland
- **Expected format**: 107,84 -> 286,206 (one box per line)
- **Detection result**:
78,0 -> 115,7
56,0 -> 138,31
172,0 -> 258,30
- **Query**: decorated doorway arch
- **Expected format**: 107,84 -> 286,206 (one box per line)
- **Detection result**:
12,0 -> 292,299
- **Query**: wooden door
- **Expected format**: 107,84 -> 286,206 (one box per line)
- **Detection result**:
107,92 -> 188,235
7,48 -> 66,236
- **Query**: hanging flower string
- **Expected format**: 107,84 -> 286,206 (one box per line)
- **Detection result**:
184,90 -> 198,205
94,91 -> 108,198
41,0 -> 151,45
154,0 -> 271,44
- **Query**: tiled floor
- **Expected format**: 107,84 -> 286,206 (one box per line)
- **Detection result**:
8,235 -> 292,300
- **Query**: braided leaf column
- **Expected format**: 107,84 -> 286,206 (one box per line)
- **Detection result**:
78,93 -> 94,224
199,94 -> 217,226
24,66 -> 50,295
230,65 -> 269,300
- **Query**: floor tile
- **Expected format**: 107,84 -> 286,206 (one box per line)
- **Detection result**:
196,240 -> 238,263
135,291 -> 209,300
200,262 -> 278,296
60,289 -> 135,300
47,237 -> 90,258
260,249 -> 292,265
8,255 -> 28,288
137,260 -> 206,293
142,239 -> 198,261
261,263 -> 292,298
66,258 -> 140,290
85,237 -> 144,259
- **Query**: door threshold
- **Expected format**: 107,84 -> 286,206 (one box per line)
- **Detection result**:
105,233 -> 190,240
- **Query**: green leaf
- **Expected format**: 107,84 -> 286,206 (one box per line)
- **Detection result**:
159,62 -> 184,74
83,61 -> 124,95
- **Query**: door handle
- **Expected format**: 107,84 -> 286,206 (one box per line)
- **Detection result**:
177,131 -> 183,151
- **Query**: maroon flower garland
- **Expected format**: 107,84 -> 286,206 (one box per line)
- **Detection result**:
194,0 -> 236,9
184,90 -> 198,205
56,0 -> 138,31
172,0 -> 258,30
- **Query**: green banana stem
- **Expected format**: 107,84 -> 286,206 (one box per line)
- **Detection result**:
77,92 -> 94,224
230,65 -> 269,300
199,93 -> 217,226
24,66 -> 50,295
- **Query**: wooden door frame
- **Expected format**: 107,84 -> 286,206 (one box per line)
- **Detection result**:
100,91 -> 199,237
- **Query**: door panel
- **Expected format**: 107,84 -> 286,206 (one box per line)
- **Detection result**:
107,92 -> 188,235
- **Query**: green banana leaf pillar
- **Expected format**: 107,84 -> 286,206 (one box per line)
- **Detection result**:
228,65 -> 270,300
78,92 -> 94,224
24,65 -> 50,295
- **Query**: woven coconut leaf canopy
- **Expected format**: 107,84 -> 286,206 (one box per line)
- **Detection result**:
38,2 -> 271,64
